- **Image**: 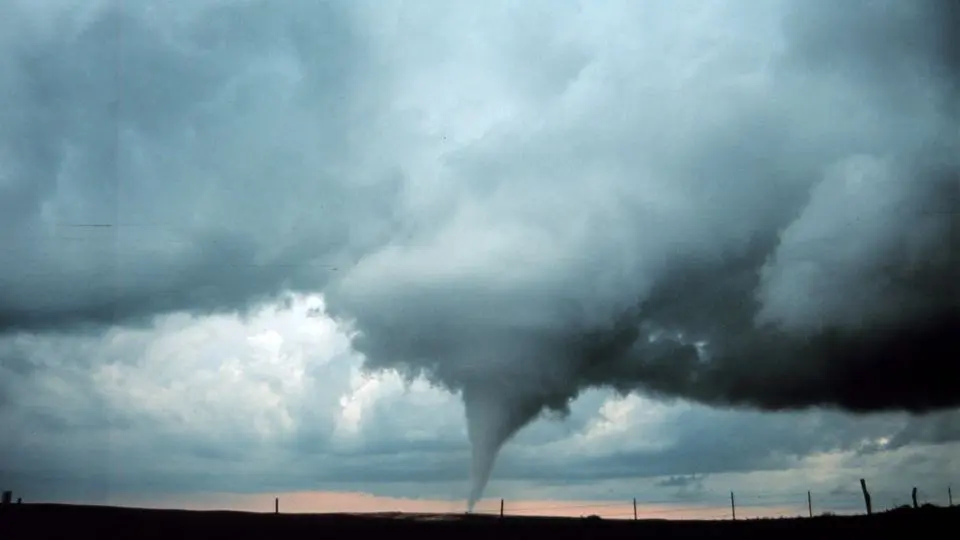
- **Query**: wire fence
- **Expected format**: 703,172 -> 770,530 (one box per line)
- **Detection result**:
2,481 -> 954,520
459,483 -> 956,521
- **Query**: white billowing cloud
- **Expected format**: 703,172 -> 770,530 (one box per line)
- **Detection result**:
559,394 -> 677,458
332,369 -> 467,457
0,295 -> 353,482
89,295 -> 348,440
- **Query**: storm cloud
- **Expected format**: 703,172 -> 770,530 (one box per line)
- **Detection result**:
0,0 -> 957,509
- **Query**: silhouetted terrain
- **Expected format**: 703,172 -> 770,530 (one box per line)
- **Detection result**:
2,503 -> 959,539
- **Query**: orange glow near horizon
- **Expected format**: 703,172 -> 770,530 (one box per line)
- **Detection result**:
49,491 -> 832,521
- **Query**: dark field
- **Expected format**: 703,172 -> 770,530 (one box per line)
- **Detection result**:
2,503 -> 958,539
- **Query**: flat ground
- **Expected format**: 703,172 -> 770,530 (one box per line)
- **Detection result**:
2,503 -> 957,539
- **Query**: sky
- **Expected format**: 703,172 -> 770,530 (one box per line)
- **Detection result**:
1,0 -> 958,519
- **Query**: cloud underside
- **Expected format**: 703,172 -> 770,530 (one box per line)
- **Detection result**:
1,295 -> 958,504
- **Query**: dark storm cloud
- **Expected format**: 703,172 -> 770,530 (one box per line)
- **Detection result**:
0,0 -> 957,507
0,0 -> 400,333
782,0 -> 960,95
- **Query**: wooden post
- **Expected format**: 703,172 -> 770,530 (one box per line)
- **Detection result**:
807,491 -> 813,518
730,492 -> 736,521
859,479 -> 872,515
500,499 -> 504,518
633,498 -> 637,520
911,487 -> 918,509
275,497 -> 279,514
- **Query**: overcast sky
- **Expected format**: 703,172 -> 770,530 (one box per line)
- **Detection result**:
0,0 -> 957,517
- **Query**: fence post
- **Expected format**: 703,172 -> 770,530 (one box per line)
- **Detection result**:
500,499 -> 504,518
808,491 -> 813,518
911,487 -> 918,509
730,492 -> 736,521
633,498 -> 637,520
275,497 -> 279,514
860,479 -> 872,515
